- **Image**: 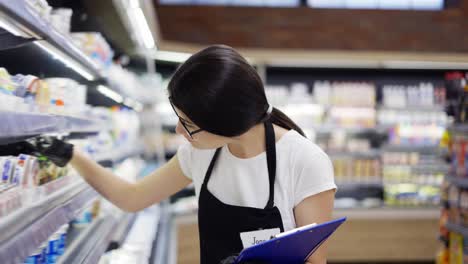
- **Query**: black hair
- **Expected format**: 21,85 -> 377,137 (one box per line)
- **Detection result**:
168,45 -> 305,137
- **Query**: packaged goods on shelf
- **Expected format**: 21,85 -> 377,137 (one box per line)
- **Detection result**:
71,32 -> 114,69
0,67 -> 89,115
23,221 -> 74,263
266,82 -> 377,140
313,81 -> 376,107
24,0 -> 52,22
265,84 -> 324,138
384,183 -> 440,207
72,202 -> 97,228
106,64 -> 160,104
328,106 -> 376,128
382,148 -> 446,207
450,133 -> 468,178
0,154 -> 73,217
445,72 -> 468,124
378,109 -> 447,147
19,157 -> 143,264
44,78 -> 87,114
449,232 -> 464,264
382,82 -> 446,109
70,106 -> 142,161
49,8 -> 73,35
332,156 -> 381,184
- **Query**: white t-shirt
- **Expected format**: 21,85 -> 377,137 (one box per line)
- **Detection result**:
177,129 -> 337,231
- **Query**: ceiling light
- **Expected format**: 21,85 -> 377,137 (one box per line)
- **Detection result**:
151,50 -> 192,63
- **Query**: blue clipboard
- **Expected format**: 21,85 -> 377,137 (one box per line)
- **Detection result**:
235,217 -> 346,264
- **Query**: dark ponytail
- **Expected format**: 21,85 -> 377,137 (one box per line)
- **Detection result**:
270,107 -> 306,137
168,44 -> 306,138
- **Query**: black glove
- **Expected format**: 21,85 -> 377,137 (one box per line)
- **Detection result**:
27,137 -> 74,167
220,255 -> 268,264
0,141 -> 37,156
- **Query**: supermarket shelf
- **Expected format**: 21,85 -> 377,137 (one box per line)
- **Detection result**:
314,124 -> 390,134
0,110 -> 106,144
446,222 -> 468,237
152,202 -> 172,264
337,182 -> 383,188
57,214 -> 121,264
94,144 -> 145,166
327,149 -> 382,158
382,144 -> 444,153
333,207 -> 440,220
172,206 -> 440,222
383,163 -> 451,173
0,0 -> 102,81
0,180 -> 98,264
377,105 -> 445,112
109,213 -> 136,249
446,176 -> 468,188
448,124 -> 468,133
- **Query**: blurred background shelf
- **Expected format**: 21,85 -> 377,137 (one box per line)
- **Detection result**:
445,175 -> 468,188
445,222 -> 468,237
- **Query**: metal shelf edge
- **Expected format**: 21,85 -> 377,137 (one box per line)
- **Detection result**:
0,186 -> 98,264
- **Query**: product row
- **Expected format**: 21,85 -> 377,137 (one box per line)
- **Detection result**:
381,83 -> 446,109
0,68 -> 87,114
23,199 -> 102,264
265,81 -> 446,109
385,183 -> 440,207
24,0 -> 113,69
332,157 -> 381,183
449,132 -> 468,178
0,154 -> 71,217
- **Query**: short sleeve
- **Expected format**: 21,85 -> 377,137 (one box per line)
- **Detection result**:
292,141 -> 337,207
177,142 -> 193,180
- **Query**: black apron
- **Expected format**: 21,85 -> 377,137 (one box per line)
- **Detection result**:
198,120 -> 285,264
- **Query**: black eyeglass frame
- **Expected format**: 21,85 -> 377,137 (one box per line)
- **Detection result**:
169,98 -> 203,139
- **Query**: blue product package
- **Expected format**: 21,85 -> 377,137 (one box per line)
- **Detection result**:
46,233 -> 61,263
24,250 -> 42,264
2,158 -> 13,183
46,254 -> 58,264
58,231 -> 67,255
41,245 -> 47,264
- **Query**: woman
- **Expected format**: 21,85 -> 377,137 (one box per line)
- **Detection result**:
31,45 -> 336,264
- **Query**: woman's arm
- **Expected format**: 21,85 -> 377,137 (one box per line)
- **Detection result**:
71,149 -> 192,212
294,189 -> 335,264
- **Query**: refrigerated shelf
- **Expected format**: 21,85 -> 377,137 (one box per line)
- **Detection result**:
0,0 -> 102,81
57,213 -> 124,264
0,180 -> 98,264
0,110 -> 107,144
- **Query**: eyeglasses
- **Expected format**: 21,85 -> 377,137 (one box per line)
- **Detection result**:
169,98 -> 203,139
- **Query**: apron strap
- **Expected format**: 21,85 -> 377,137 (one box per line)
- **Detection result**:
264,120 -> 277,209
202,147 -> 222,189
201,121 -> 277,209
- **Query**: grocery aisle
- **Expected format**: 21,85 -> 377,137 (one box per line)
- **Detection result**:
2,1 -> 468,264
0,0 -> 164,263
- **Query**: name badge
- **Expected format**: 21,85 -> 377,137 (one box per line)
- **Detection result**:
240,228 -> 281,248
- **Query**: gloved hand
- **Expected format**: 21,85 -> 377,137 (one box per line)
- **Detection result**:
0,141 -> 37,157
27,137 -> 74,167
220,255 -> 268,264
